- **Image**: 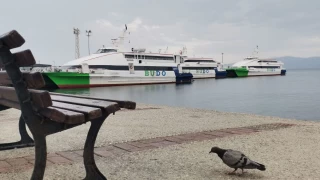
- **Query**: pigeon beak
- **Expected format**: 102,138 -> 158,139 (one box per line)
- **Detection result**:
209,151 -> 212,154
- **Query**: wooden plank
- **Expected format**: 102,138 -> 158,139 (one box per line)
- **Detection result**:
0,72 -> 45,89
0,87 -> 52,109
50,94 -> 120,114
39,107 -> 85,124
0,49 -> 36,68
49,92 -> 136,109
51,101 -> 102,120
0,30 -> 25,49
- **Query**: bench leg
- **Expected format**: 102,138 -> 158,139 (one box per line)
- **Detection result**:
83,116 -> 107,180
30,134 -> 47,180
0,115 -> 34,150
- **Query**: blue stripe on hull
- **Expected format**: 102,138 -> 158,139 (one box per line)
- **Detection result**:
215,69 -> 227,78
281,70 -> 287,75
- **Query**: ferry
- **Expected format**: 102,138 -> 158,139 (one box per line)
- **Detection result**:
180,57 -> 217,78
39,26 -> 219,89
226,46 -> 286,77
177,47 -> 227,79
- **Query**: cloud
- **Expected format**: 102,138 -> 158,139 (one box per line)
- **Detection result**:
109,12 -> 120,17
3,0 -> 319,65
127,18 -> 143,32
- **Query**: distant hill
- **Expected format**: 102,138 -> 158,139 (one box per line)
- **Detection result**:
223,56 -> 320,70
276,56 -> 320,70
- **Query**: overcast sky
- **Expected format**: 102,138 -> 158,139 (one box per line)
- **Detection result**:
1,0 -> 319,65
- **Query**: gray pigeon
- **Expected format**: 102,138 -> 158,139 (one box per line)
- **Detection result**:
209,146 -> 266,174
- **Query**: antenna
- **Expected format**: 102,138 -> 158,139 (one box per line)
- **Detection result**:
111,38 -> 118,47
73,28 -> 80,59
112,24 -> 129,52
182,46 -> 187,55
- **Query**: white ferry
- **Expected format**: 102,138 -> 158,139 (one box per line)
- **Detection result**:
226,46 -> 287,77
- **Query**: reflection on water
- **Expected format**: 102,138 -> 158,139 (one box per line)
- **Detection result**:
50,69 -> 320,121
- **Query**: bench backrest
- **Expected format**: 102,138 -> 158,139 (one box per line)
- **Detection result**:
0,30 -> 52,111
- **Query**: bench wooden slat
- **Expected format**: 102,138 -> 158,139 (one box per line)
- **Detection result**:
0,49 -> 36,68
0,99 -> 20,110
0,87 -> 52,109
0,30 -> 25,49
0,72 -> 45,89
39,107 -> 85,124
49,92 -> 136,109
52,101 -> 102,120
50,94 -> 120,114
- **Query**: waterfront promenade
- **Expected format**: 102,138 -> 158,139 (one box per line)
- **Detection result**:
0,103 -> 319,179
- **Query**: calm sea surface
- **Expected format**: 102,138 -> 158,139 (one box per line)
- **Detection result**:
50,69 -> 320,121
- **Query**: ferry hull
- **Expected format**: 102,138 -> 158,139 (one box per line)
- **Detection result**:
226,68 -> 286,77
226,68 -> 248,77
181,69 -> 215,79
215,69 -> 227,79
43,72 -> 176,89
247,71 -> 282,76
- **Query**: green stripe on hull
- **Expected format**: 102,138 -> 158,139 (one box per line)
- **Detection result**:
226,68 -> 248,77
43,72 -> 89,88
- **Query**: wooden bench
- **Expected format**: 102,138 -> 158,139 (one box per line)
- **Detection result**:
0,30 -> 136,180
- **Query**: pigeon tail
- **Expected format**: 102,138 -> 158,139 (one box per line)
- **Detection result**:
256,163 -> 266,171
249,161 -> 266,171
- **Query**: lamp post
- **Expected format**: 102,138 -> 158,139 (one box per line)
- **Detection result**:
86,30 -> 92,55
222,53 -> 224,64
221,53 -> 224,69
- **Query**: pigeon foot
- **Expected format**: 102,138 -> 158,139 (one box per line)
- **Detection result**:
227,168 -> 238,175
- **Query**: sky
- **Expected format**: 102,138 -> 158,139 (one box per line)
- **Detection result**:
1,0 -> 320,65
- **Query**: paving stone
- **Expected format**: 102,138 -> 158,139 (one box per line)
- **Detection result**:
6,157 -> 29,166
12,164 -> 33,172
202,130 -> 234,137
0,167 -> 12,173
47,153 -> 60,157
137,137 -> 166,144
94,150 -> 115,157
73,150 -> 84,156
28,160 -> 54,166
0,123 -> 295,173
219,129 -> 251,135
126,141 -> 157,148
57,151 -> 83,162
72,150 -> 100,159
149,140 -> 178,147
47,156 -> 73,164
185,133 -> 219,141
113,143 -> 140,152
233,127 -> 259,133
0,161 -> 11,169
163,136 -> 185,144
172,135 -> 197,141
24,155 -> 35,161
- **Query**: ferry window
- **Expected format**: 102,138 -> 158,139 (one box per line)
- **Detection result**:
144,56 -> 174,60
95,49 -> 117,53
125,55 -> 134,58
184,60 -> 215,63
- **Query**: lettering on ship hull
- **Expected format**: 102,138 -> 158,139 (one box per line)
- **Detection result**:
145,70 -> 167,76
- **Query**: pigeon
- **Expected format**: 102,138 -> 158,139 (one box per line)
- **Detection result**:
209,146 -> 266,174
